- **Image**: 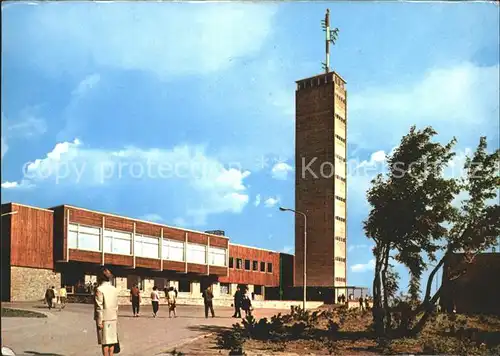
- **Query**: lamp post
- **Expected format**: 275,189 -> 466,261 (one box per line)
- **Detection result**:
1,211 -> 18,217
279,206 -> 307,311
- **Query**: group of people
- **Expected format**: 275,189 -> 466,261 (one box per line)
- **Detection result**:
232,285 -> 253,318
44,285 -> 68,310
130,284 -> 179,318
336,294 -> 371,310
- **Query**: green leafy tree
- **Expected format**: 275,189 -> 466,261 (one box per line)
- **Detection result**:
364,126 -> 500,335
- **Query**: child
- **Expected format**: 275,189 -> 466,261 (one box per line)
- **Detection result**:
167,286 -> 177,318
151,286 -> 160,318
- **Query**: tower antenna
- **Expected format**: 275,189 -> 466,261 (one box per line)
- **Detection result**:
321,9 -> 339,73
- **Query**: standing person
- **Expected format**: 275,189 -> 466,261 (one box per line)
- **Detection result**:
359,296 -> 364,311
166,287 -> 177,318
94,267 -> 120,356
130,284 -> 141,317
51,286 -> 58,309
59,286 -> 67,309
45,286 -> 55,310
241,289 -> 253,317
232,286 -> 242,318
151,286 -> 160,318
202,286 -> 215,318
364,296 -> 370,310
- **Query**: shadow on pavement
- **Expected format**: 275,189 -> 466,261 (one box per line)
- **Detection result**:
187,325 -> 231,333
24,351 -> 65,356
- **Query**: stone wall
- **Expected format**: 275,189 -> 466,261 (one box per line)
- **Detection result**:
10,266 -> 61,302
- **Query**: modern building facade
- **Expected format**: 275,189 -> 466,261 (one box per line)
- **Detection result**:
1,202 -> 293,303
294,71 -> 347,291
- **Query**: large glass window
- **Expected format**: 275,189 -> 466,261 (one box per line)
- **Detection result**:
179,280 -> 191,293
104,229 -> 132,255
135,234 -> 159,259
186,243 -> 206,264
68,223 -> 100,252
162,239 -> 184,262
209,247 -> 226,266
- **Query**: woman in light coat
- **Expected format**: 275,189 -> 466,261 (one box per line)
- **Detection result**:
94,267 -> 120,356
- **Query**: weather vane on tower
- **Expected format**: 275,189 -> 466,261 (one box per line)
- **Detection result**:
321,9 -> 339,73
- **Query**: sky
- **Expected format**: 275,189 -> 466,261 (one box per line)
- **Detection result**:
2,1 -> 499,292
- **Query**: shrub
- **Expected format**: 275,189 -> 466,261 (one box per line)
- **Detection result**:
217,324 -> 246,354
327,320 -> 340,334
289,321 -> 307,340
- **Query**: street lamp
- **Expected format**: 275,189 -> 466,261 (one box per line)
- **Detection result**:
1,211 -> 18,217
279,206 -> 307,311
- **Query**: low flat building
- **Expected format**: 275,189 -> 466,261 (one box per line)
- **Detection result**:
440,252 -> 500,315
1,202 -> 294,304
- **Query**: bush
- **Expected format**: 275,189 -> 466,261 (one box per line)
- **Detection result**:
216,324 -> 246,354
327,320 -> 340,334
289,321 -> 307,340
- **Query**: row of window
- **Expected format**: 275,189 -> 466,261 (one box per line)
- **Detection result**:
335,236 -> 346,243
336,175 -> 346,182
335,113 -> 346,124
335,216 -> 346,223
335,257 -> 346,263
335,154 -> 346,163
68,223 -> 227,266
335,195 -> 346,203
335,134 -> 346,143
335,277 -> 346,283
229,257 -> 273,273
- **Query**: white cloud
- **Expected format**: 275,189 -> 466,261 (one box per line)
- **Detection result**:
351,259 -> 376,273
4,3 -> 277,79
254,194 -> 261,207
1,181 -> 19,189
140,213 -> 163,223
264,197 -> 279,208
72,74 -> 100,96
271,162 -> 293,180
3,138 -> 251,225
349,63 -> 499,150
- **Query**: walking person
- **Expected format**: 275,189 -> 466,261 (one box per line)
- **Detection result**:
45,286 -> 55,310
94,267 -> 120,356
166,287 -> 177,318
59,285 -> 68,309
202,286 -> 215,318
232,286 -> 242,318
130,284 -> 141,317
151,286 -> 160,318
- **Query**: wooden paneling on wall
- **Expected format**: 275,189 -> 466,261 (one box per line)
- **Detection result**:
10,204 -> 54,269
220,244 -> 280,287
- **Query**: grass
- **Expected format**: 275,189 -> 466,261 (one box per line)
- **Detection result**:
1,307 -> 47,318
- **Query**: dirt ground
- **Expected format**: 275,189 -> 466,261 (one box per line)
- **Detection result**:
169,309 -> 500,355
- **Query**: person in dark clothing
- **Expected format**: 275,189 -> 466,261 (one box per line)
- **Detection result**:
241,288 -> 253,317
45,287 -> 55,310
337,295 -> 341,304
364,296 -> 370,310
359,296 -> 364,311
130,284 -> 141,317
341,294 -> 346,304
232,286 -> 242,318
202,286 -> 215,318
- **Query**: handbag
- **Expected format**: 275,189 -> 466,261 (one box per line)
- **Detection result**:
113,337 -> 121,354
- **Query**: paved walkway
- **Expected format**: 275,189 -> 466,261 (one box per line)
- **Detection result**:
2,302 -> 286,356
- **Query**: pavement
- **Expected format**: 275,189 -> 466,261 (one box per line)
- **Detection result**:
1,302 -> 287,356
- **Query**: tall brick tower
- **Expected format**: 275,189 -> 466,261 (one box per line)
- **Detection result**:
294,9 -> 347,294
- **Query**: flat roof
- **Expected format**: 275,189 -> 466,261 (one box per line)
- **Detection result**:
229,242 -> 282,254
1,202 -> 54,213
296,71 -> 346,84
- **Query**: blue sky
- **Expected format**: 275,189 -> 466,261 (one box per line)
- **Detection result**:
2,1 -> 499,292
